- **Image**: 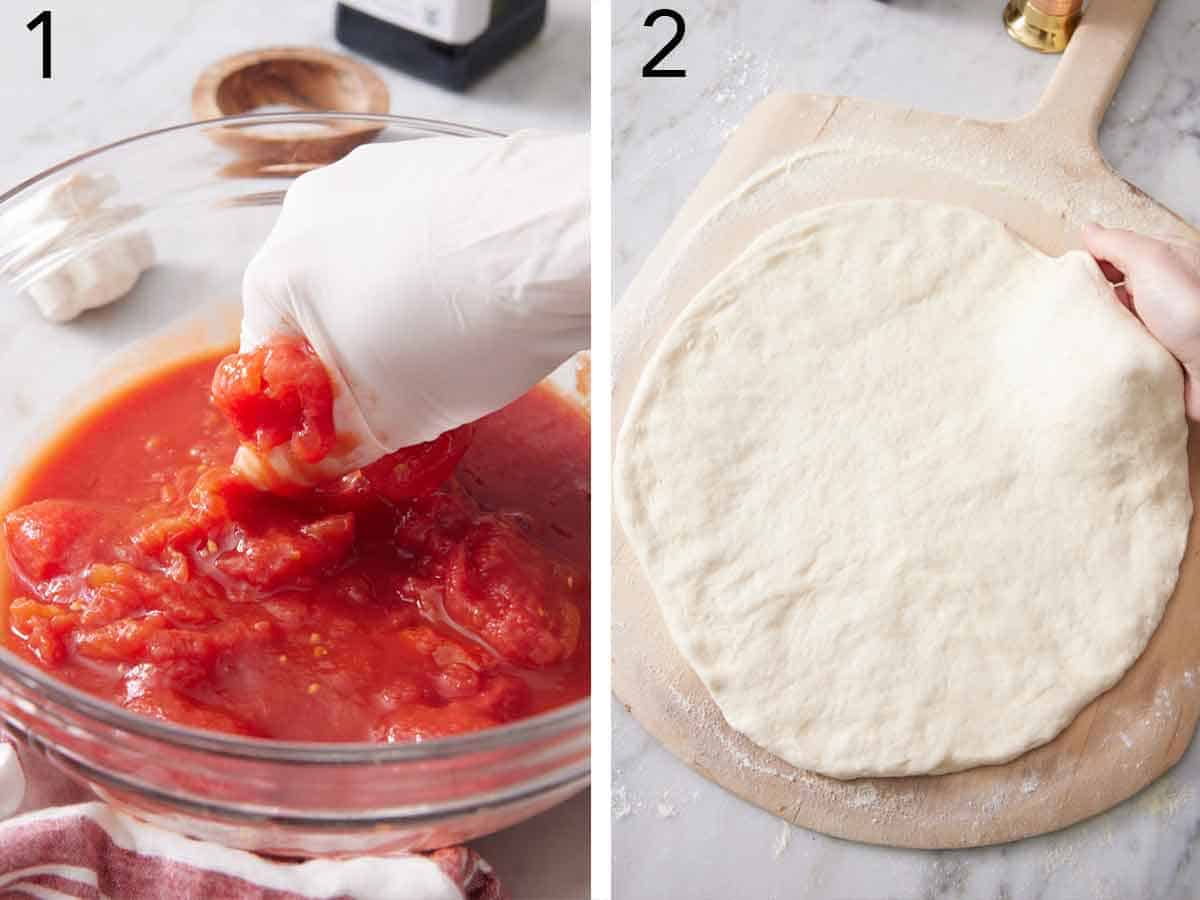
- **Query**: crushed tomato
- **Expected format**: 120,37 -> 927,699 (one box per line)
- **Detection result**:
211,338 -> 335,465
1,347 -> 589,742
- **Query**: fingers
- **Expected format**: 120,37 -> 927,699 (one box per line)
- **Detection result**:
1082,224 -> 1200,421
1096,260 -> 1124,284
1081,228 -> 1134,309
1083,224 -> 1200,315
1082,223 -> 1176,280
1184,371 -> 1200,422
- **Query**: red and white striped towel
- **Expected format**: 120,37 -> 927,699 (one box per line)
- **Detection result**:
0,742 -> 503,900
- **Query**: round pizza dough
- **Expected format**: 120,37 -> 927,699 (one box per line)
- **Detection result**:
614,199 -> 1192,779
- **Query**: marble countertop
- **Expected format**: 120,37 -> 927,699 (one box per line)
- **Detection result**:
0,0 -> 589,187
612,1 -> 1200,898
0,3 -> 589,899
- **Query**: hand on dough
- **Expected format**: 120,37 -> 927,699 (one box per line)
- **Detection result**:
1085,224 -> 1200,419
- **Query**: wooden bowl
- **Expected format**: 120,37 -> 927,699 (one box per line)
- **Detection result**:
192,47 -> 390,174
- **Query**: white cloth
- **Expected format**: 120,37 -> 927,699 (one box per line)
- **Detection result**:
0,740 -> 498,899
238,131 -> 590,485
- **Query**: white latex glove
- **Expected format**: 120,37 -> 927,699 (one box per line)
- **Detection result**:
236,131 -> 590,486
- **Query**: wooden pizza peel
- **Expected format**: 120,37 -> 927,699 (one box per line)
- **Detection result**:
612,0 -> 1200,849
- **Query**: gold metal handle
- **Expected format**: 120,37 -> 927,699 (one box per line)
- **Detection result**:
1004,0 -> 1084,53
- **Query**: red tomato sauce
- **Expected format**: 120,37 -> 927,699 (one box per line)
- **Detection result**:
1,350 -> 590,742
211,337 -> 336,465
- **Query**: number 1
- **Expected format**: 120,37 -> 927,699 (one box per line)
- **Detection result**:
27,10 -> 51,79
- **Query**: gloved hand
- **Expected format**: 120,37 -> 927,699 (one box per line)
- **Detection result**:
233,130 -> 590,486
1084,224 -> 1200,419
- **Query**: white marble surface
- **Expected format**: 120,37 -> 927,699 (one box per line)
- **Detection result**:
0,3 -> 589,898
0,0 -> 589,185
612,1 -> 1200,898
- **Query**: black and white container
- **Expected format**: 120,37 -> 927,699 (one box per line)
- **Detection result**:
336,1 -> 548,91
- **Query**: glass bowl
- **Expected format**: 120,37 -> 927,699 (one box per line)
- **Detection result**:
0,114 -> 589,857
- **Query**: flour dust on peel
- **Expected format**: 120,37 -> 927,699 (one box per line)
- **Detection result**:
614,199 -> 1192,779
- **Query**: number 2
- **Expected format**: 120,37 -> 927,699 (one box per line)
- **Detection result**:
643,9 -> 686,78
27,10 -> 51,79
